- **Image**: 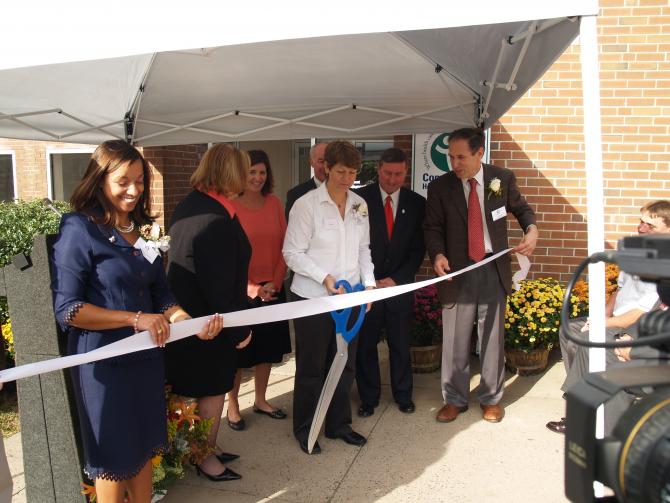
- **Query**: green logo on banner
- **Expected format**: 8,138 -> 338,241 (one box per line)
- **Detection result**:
429,133 -> 451,173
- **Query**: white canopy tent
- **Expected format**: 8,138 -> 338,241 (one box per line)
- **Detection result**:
1,1 -> 608,370
1,1 -> 595,147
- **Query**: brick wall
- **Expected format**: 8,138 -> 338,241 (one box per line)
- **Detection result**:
0,138 -> 92,200
489,0 -> 670,284
403,0 -> 670,284
143,144 -> 207,228
0,139 -> 207,231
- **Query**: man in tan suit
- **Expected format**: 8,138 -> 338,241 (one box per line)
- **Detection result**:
424,128 -> 538,423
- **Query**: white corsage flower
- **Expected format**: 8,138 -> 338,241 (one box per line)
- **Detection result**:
487,177 -> 503,199
134,222 -> 171,263
351,202 -> 369,222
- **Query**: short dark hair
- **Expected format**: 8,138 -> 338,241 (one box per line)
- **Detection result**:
448,128 -> 486,154
641,200 -> 670,227
379,147 -> 407,166
247,149 -> 275,196
70,140 -> 155,227
324,141 -> 362,171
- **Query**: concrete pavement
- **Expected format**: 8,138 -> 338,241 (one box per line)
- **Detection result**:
6,346 -> 569,502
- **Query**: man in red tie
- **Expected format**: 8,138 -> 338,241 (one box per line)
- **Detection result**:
355,148 -> 426,417
424,128 -> 538,423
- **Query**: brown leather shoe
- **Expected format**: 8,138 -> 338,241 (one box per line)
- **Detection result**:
481,404 -> 503,423
436,404 -> 468,423
546,418 -> 566,434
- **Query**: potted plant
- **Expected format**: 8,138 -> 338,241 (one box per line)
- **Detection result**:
504,278 -> 567,375
571,263 -> 620,316
410,285 -> 443,373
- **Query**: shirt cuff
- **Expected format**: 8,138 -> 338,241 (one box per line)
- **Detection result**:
525,224 -> 538,234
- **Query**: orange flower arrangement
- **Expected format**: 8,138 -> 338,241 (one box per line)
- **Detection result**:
571,264 -> 619,317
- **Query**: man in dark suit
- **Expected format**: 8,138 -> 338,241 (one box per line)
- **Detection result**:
424,128 -> 538,424
355,148 -> 426,417
285,142 -> 327,218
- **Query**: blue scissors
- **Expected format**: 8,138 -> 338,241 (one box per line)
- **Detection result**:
307,279 -> 367,453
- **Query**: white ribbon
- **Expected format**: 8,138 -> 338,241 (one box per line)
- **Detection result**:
0,249 -> 528,384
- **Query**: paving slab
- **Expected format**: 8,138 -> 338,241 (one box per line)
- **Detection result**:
8,346 -> 571,502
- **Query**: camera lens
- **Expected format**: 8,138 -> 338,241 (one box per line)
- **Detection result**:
611,387 -> 670,503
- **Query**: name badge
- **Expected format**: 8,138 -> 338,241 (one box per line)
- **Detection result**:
491,206 -> 507,221
324,218 -> 339,230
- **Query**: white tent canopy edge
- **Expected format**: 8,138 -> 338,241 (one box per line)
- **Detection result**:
2,0 -> 597,71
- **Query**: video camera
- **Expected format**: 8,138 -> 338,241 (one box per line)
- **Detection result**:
563,234 -> 670,503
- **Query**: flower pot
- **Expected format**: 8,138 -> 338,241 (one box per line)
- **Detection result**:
410,343 -> 442,373
504,347 -> 551,376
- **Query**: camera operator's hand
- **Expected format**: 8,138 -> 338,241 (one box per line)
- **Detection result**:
614,334 -> 633,362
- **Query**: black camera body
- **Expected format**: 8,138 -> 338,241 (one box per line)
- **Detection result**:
564,234 -> 670,502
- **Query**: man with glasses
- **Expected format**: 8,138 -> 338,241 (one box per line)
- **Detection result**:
546,200 -> 670,434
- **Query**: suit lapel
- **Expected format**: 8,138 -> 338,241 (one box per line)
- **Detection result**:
390,188 -> 407,244
482,164 -> 500,228
449,175 -> 467,223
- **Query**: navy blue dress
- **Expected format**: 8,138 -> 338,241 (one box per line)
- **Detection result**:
51,212 -> 176,481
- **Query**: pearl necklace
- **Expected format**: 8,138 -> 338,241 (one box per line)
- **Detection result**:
115,220 -> 135,233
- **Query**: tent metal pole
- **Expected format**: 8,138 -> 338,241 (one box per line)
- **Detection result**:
480,38 -> 508,121
0,109 -> 61,120
579,15 -> 606,442
509,17 -> 571,44
58,113 -> 124,140
506,21 -> 538,89
127,53 -> 157,144
134,112 -> 236,143
5,117 -> 59,139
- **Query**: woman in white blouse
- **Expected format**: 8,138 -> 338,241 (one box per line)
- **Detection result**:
283,140 -> 375,455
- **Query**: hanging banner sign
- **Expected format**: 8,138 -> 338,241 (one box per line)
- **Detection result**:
412,133 -> 452,197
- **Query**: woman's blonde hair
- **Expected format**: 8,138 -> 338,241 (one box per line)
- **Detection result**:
190,144 -> 249,195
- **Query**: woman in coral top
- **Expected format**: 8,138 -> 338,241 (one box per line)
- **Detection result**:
227,150 -> 292,429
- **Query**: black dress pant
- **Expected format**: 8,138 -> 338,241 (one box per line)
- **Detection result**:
356,292 -> 413,407
292,296 -> 359,442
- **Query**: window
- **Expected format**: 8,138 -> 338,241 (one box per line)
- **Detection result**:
317,138 -> 394,188
0,153 -> 16,202
48,151 -> 92,202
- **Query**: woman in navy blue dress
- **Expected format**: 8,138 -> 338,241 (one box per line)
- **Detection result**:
51,140 -> 223,503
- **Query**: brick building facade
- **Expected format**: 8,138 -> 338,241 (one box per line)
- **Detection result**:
1,0 -> 668,285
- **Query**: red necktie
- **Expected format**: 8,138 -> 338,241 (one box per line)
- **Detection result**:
384,195 -> 394,241
467,178 -> 485,262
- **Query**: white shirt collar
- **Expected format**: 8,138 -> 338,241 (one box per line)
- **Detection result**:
316,181 -> 354,212
314,176 -> 324,187
461,164 -> 485,189
379,184 -> 400,208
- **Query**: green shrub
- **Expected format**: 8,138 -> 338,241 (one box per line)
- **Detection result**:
0,199 -> 70,365
0,297 -> 7,327
0,199 -> 70,268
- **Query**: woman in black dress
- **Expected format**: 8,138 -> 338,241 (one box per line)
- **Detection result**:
51,140 -> 222,502
165,143 -> 252,481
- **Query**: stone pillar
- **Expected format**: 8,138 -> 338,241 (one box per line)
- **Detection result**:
4,235 -> 85,502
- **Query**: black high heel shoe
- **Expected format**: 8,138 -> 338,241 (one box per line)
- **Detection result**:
194,464 -> 242,481
216,451 -> 240,463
